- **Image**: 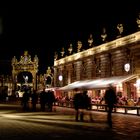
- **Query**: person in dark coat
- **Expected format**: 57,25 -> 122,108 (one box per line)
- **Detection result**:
73,89 -> 92,121
22,88 -> 30,111
73,91 -> 83,121
46,90 -> 55,112
104,84 -> 117,128
40,88 -> 47,111
31,90 -> 38,111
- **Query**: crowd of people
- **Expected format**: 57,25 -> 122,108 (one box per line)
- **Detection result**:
21,87 -> 55,112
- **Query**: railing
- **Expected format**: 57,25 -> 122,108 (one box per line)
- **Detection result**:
91,104 -> 140,116
55,101 -> 140,116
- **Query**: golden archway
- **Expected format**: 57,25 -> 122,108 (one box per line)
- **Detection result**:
11,51 -> 39,90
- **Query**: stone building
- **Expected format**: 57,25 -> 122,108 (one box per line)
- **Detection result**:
53,31 -> 140,100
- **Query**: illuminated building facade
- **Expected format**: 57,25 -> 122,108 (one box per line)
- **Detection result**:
0,51 -> 53,97
11,51 -> 39,91
53,31 -> 140,99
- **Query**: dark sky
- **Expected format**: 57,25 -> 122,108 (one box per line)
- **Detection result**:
0,2 -> 140,75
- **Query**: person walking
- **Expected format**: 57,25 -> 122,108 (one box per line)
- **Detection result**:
79,90 -> 93,122
104,84 -> 117,128
73,89 -> 82,121
73,89 -> 93,122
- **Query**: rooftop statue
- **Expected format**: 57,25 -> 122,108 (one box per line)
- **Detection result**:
61,47 -> 65,57
54,52 -> 58,60
88,34 -> 93,47
77,41 -> 82,52
136,13 -> 140,30
101,27 -> 107,42
47,66 -> 52,76
19,51 -> 32,64
116,23 -> 124,38
34,55 -> 39,63
12,56 -> 17,64
68,43 -> 73,55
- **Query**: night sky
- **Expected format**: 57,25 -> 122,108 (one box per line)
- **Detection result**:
0,2 -> 140,75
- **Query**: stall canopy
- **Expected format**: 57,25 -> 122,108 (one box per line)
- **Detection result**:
59,74 -> 137,91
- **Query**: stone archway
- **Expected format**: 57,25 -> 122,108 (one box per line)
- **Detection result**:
11,51 -> 39,91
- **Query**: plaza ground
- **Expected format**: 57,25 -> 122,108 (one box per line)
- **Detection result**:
0,103 -> 140,140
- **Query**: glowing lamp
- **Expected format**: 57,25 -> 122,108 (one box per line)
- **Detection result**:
124,63 -> 130,72
58,75 -> 63,81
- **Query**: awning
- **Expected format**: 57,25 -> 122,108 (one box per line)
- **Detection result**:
59,74 -> 138,91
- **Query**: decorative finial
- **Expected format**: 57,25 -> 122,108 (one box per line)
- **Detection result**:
61,47 -> 65,57
34,55 -> 39,63
101,27 -> 107,42
54,52 -> 58,60
12,56 -> 17,64
77,41 -> 82,52
136,13 -> 140,30
68,43 -> 73,55
88,34 -> 93,47
47,66 -> 52,75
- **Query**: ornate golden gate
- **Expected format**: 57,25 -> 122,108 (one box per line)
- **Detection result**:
11,51 -> 39,91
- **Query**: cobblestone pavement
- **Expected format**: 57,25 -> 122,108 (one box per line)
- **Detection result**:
0,104 -> 140,140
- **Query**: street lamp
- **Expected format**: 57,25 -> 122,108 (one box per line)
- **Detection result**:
58,75 -> 63,87
124,63 -> 130,72
58,75 -> 63,81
